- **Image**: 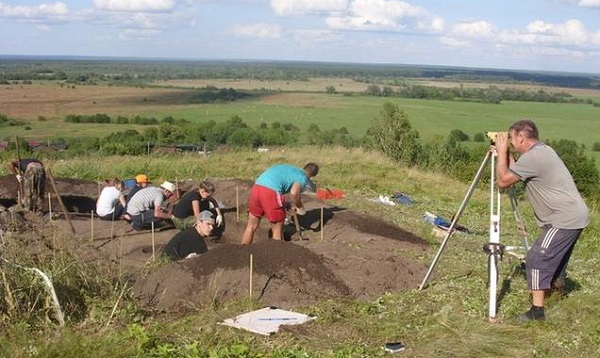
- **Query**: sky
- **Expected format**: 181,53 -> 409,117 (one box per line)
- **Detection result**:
1,0 -> 600,74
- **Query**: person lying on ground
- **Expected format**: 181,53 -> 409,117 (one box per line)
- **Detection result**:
162,210 -> 215,261
241,162 -> 319,244
126,181 -> 177,231
96,178 -> 126,221
171,180 -> 224,230
8,157 -> 46,213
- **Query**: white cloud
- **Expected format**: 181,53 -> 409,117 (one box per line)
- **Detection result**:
451,20 -> 496,39
0,1 -> 69,19
270,0 -> 349,16
325,0 -> 443,32
500,19 -> 591,46
578,0 -> 600,8
94,0 -> 175,13
444,18 -> 600,53
232,23 -> 282,39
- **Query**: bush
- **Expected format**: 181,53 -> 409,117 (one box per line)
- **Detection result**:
549,139 -> 599,197
449,129 -> 470,142
366,102 -> 422,166
473,132 -> 486,142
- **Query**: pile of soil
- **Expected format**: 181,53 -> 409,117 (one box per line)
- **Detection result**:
0,175 -> 429,312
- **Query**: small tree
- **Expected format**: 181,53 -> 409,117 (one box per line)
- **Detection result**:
367,102 -> 421,166
325,86 -> 336,94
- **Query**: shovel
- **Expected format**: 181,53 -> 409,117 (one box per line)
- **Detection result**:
292,210 -> 306,240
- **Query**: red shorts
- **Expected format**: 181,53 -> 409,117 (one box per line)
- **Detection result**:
248,184 -> 286,223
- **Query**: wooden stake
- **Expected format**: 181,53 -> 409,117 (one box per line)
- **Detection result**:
110,211 -> 115,239
236,185 -> 240,222
47,169 -> 76,234
48,193 -> 52,221
249,254 -> 253,299
151,222 -> 156,262
320,206 -> 324,242
90,210 -> 94,242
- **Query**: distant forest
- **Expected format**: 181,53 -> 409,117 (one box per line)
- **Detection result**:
1,56 -> 599,90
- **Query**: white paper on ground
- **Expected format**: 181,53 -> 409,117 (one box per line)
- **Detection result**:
220,307 -> 316,336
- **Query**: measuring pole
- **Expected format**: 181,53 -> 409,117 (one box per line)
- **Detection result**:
487,151 -> 501,322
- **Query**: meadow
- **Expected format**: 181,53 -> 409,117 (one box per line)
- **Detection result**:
2,80 -> 600,154
1,74 -> 600,357
1,147 -> 599,357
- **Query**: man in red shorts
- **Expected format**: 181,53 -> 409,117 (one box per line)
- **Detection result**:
241,162 -> 319,244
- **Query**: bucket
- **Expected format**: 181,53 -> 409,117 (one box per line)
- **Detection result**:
124,179 -> 137,188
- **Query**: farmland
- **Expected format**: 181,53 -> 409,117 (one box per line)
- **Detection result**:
2,78 -> 600,163
1,59 -> 600,357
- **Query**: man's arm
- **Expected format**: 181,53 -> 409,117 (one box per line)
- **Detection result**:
494,133 -> 519,189
289,182 -> 303,209
191,199 -> 201,216
153,198 -> 174,220
8,160 -> 19,175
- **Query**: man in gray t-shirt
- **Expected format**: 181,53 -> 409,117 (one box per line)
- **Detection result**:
495,119 -> 589,323
126,181 -> 177,231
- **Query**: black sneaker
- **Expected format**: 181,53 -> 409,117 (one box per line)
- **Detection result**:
516,307 -> 546,323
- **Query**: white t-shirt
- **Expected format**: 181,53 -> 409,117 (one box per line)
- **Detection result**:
96,186 -> 122,217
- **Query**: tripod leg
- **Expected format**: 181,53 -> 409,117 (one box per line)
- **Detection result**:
508,187 -> 530,253
419,151 -> 492,290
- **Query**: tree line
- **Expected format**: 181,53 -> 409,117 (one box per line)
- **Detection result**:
2,102 -> 598,199
2,57 -> 599,90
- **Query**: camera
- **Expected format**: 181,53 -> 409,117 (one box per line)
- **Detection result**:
485,131 -> 506,144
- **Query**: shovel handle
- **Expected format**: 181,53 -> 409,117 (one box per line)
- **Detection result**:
292,210 -> 303,240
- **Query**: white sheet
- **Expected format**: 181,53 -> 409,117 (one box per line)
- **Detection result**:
220,307 -> 316,336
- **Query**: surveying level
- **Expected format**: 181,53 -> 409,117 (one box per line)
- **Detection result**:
485,131 -> 507,144
418,148 -> 529,322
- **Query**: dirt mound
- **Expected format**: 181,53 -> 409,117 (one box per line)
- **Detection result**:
0,174 -> 429,312
136,242 -> 351,311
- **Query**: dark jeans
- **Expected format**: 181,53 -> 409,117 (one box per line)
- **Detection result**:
130,209 -> 166,231
98,204 -> 125,221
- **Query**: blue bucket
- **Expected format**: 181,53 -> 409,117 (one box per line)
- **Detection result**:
124,179 -> 137,188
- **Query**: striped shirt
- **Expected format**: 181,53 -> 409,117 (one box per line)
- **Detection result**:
126,187 -> 165,216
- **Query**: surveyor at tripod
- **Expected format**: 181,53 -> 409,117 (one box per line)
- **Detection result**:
494,119 -> 589,323
8,157 -> 46,214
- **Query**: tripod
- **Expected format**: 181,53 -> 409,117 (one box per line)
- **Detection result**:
418,149 -> 530,322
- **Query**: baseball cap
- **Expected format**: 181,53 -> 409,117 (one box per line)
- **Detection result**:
135,174 -> 150,184
197,210 -> 215,224
160,181 -> 176,194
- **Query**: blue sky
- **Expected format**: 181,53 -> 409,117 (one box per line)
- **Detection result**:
1,0 -> 600,74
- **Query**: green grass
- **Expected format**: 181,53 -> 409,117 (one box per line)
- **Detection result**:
5,93 -> 600,148
2,147 -> 599,357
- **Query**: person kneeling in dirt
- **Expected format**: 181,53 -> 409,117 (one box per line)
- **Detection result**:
96,178 -> 126,221
171,180 -> 224,231
241,162 -> 319,244
126,181 -> 177,231
9,158 -> 46,214
162,210 -> 215,261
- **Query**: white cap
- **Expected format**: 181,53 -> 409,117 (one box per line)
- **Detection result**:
160,181 -> 176,194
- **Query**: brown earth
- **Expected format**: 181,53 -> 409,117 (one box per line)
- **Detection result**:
0,175 -> 429,313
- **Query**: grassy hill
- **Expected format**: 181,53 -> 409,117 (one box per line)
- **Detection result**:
1,147 -> 599,357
